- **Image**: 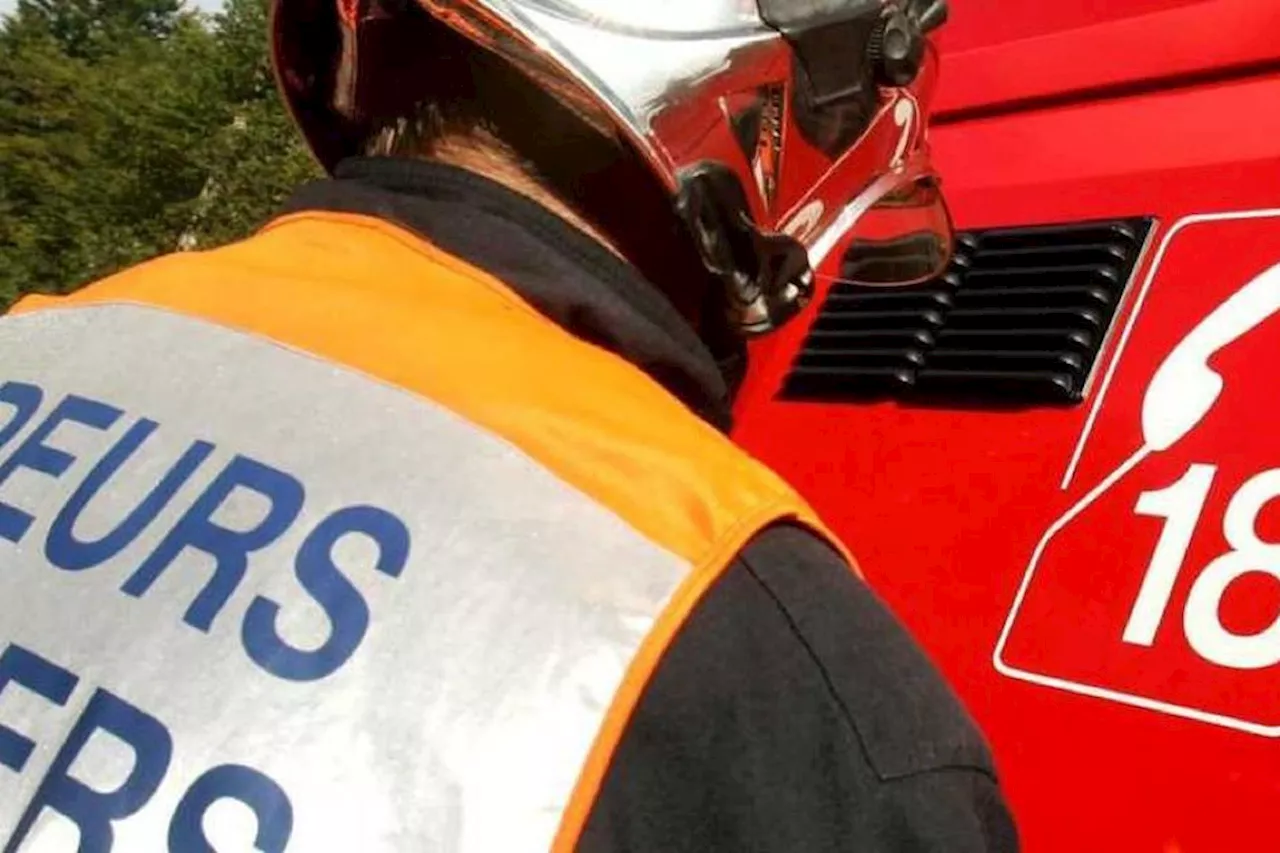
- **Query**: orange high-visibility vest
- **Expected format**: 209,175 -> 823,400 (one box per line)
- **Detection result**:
0,212 -> 853,851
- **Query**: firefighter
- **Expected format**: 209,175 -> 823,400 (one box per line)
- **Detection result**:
0,0 -> 1017,850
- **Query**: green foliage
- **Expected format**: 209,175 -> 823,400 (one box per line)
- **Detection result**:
183,0 -> 319,249
0,0 -> 321,308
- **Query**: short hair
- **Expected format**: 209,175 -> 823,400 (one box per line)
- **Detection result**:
358,3 -> 719,321
361,10 -> 611,183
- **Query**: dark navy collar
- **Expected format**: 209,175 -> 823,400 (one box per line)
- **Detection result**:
281,156 -> 734,432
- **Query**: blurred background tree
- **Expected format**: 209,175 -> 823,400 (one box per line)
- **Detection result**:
0,0 -> 320,307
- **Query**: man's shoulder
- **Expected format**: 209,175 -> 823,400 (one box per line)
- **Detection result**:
580,523 -> 1012,852
731,524 -> 996,780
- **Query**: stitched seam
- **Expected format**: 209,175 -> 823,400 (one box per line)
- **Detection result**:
738,551 -> 998,786
879,763 -> 1002,785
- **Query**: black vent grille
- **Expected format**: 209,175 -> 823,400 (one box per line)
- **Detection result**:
780,217 -> 1153,406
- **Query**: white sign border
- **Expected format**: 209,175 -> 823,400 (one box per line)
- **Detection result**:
997,207 -> 1280,738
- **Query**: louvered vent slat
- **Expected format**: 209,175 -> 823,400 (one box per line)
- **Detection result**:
780,217 -> 1154,406
961,265 -> 1121,289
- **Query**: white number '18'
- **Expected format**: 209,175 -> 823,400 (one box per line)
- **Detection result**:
1124,464 -> 1280,670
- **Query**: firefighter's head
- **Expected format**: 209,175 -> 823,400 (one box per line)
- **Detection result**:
271,0 -> 952,340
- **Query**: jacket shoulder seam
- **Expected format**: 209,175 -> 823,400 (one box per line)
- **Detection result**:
737,550 -> 997,785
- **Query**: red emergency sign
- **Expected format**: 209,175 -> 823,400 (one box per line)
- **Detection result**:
997,210 -> 1280,735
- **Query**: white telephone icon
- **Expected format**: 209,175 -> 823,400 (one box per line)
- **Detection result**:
1142,260 -> 1280,452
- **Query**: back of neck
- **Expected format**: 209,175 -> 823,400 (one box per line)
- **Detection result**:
427,132 -> 624,261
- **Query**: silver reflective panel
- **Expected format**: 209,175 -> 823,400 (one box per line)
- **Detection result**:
0,305 -> 688,851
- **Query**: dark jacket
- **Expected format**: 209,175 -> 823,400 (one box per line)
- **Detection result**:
283,156 -> 1020,852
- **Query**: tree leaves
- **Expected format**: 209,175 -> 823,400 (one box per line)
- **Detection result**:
0,0 -> 322,308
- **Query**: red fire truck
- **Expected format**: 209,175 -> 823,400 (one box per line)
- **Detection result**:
735,2 -> 1280,849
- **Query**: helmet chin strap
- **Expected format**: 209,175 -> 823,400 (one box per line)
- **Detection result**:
698,283 -> 751,406
676,162 -> 815,338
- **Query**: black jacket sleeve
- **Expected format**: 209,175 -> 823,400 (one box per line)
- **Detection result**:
579,524 -> 1019,852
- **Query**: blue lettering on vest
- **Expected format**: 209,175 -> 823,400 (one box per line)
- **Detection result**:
4,688 -> 173,853
1,388 -> 412,685
169,764 -> 294,853
0,394 -> 122,544
242,505 -> 410,682
121,455 -> 305,632
46,418 -> 216,572
0,645 -> 77,773
0,382 -> 43,453
0,642 -> 300,851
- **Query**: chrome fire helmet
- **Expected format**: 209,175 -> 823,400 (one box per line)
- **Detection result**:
272,0 -> 952,336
